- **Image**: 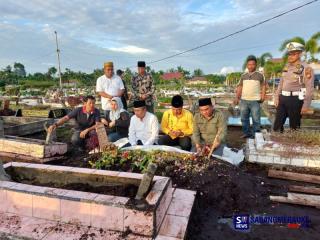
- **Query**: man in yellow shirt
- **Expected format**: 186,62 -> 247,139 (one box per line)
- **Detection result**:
158,95 -> 193,151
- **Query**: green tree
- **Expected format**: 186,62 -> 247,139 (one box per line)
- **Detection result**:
258,53 -> 273,67
206,74 -> 226,84
32,72 -> 46,81
145,66 -> 151,73
226,72 -> 242,86
4,65 -> 12,74
242,52 -> 272,70
263,61 -> 285,80
47,67 -> 57,79
123,68 -> 133,86
279,32 -> 320,61
177,66 -> 190,78
193,68 -> 203,77
2,65 -> 15,84
13,62 -> 26,77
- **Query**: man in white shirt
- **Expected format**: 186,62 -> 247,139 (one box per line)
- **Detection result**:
128,100 -> 159,146
96,62 -> 125,116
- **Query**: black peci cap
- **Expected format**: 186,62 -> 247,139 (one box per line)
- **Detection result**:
171,95 -> 184,108
198,98 -> 212,106
133,100 -> 146,108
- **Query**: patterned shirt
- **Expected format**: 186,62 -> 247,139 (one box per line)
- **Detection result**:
131,73 -> 155,106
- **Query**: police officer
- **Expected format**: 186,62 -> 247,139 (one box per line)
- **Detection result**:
273,42 -> 314,132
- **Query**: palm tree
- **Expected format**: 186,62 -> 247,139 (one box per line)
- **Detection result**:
279,32 -> 320,61
177,66 -> 190,78
193,68 -> 203,77
242,52 -> 273,70
258,53 -> 273,67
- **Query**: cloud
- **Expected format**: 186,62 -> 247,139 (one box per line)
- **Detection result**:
109,45 -> 152,54
0,0 -> 319,74
220,66 -> 239,75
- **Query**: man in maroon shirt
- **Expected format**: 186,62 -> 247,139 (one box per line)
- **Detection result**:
48,96 -> 101,150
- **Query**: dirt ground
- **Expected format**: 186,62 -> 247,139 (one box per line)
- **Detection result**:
7,126 -> 320,240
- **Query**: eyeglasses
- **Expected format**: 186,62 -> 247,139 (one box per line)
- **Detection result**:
288,52 -> 300,56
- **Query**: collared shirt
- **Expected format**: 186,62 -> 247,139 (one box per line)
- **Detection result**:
238,71 -> 265,101
129,112 -> 159,146
161,109 -> 193,139
276,61 -> 314,108
192,110 -> 227,145
96,74 -> 125,110
67,106 -> 100,131
131,73 -> 155,106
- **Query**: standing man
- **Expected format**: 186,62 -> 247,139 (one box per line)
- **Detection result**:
131,61 -> 155,113
96,62 -> 125,117
159,95 -> 193,151
234,55 -> 266,138
192,98 -> 227,156
116,69 -> 129,110
273,42 -> 314,132
128,100 -> 159,146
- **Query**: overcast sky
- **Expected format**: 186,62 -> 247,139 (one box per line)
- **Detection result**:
0,0 -> 319,75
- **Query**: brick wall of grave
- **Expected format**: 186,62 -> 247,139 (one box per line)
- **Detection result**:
246,133 -> 320,168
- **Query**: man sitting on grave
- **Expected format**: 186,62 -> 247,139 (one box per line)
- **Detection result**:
48,95 -> 101,151
192,98 -> 227,156
158,95 -> 193,151
127,100 -> 159,146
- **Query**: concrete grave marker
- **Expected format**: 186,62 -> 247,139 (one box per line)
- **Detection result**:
0,118 -> 4,137
44,122 -> 56,144
96,122 -> 109,151
0,161 -> 10,181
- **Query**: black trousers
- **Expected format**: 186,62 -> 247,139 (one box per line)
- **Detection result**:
273,95 -> 303,132
158,135 -> 192,151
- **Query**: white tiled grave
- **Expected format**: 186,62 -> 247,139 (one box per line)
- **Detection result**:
0,162 -> 196,239
246,132 -> 320,168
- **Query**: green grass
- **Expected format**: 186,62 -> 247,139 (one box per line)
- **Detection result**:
155,111 -> 164,122
20,80 -> 56,89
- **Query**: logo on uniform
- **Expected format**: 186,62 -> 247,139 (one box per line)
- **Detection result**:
288,43 -> 295,51
233,214 -> 250,230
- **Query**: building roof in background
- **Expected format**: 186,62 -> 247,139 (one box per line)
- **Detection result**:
161,72 -> 183,80
189,76 -> 207,82
269,58 -> 283,63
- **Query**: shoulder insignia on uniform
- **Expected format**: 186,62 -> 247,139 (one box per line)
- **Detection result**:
305,67 -> 313,80
294,64 -> 304,75
282,66 -> 288,72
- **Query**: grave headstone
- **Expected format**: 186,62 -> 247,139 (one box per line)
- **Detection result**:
96,122 -> 109,151
0,161 -> 11,181
15,109 -> 22,117
135,163 -> 157,200
0,118 -> 4,137
44,122 -> 57,144
48,108 -> 71,119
